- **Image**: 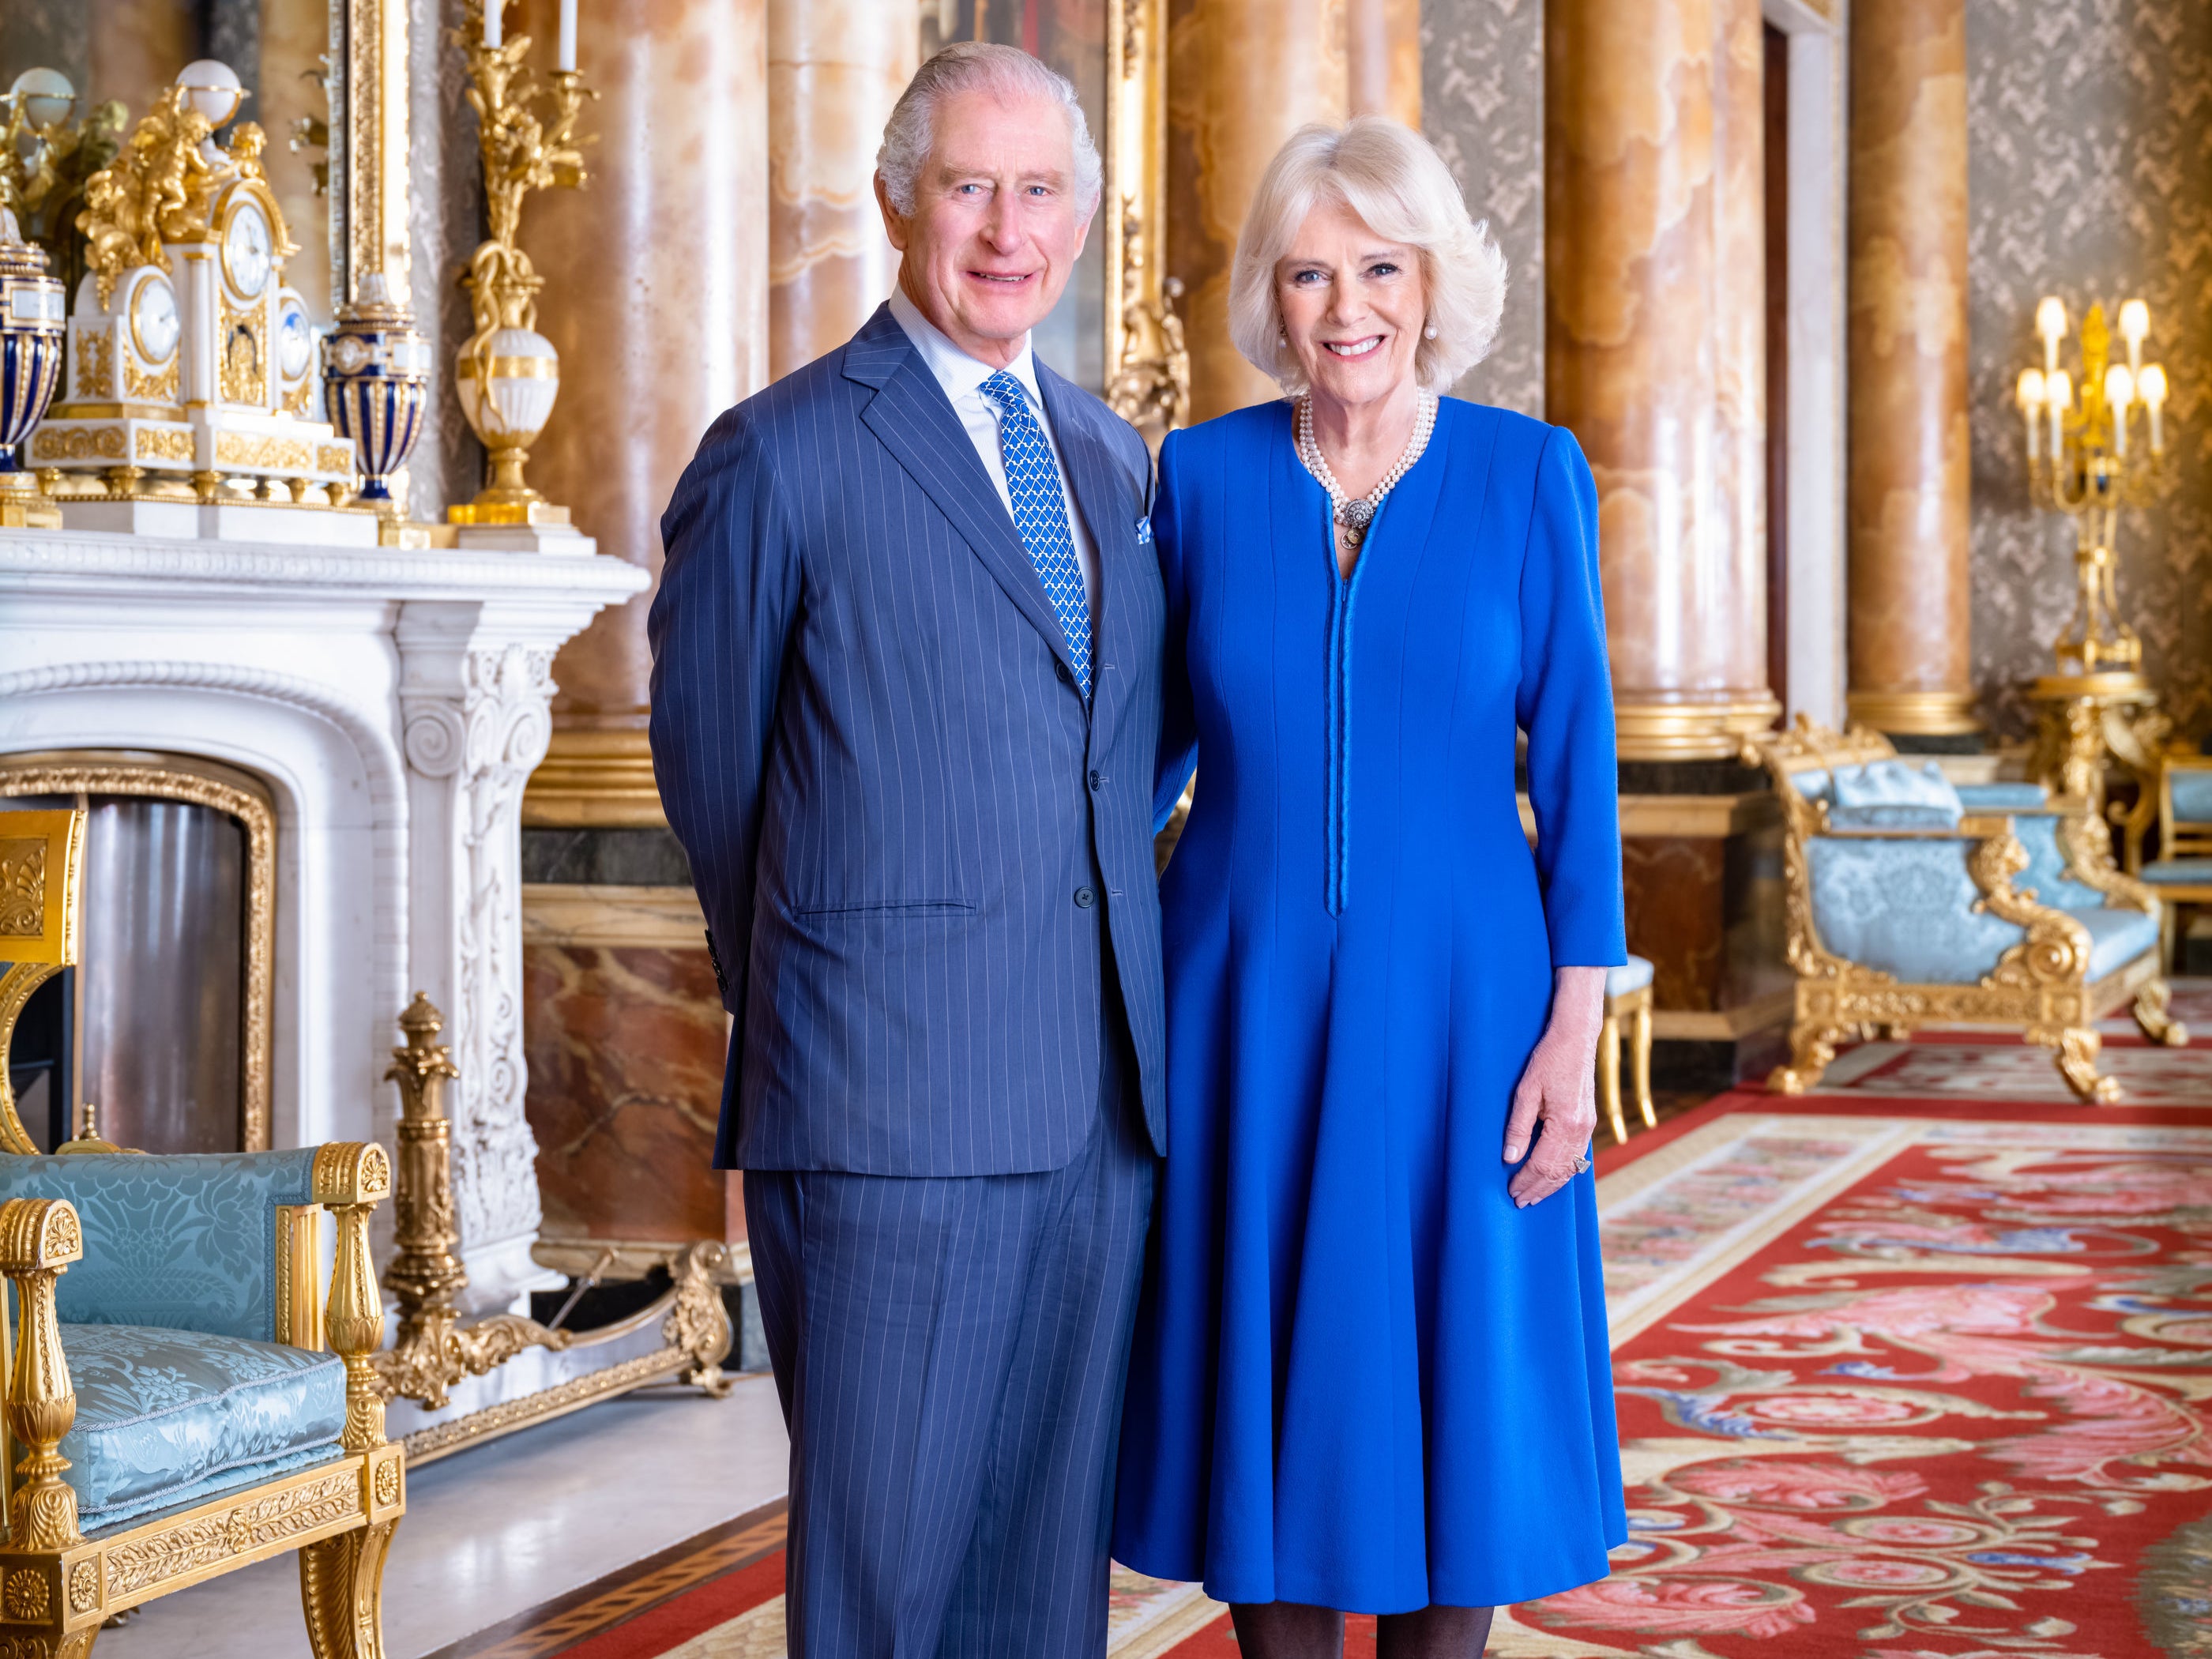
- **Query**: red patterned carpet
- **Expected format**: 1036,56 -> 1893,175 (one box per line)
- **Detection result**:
466,1048 -> 2212,1659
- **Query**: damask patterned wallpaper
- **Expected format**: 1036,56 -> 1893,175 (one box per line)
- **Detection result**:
1420,0 -> 1544,416
1966,0 -> 2212,737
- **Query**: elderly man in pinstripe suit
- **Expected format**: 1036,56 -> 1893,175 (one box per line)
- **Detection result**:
649,40 -> 1166,1659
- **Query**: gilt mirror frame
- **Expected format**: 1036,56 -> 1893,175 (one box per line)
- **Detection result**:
330,0 -> 411,308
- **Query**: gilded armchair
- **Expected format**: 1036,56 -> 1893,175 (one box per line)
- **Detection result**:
1747,718 -> 2185,1103
2133,750 -> 2212,969
0,805 -> 401,1657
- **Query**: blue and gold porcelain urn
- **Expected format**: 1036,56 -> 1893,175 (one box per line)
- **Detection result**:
322,273 -> 433,512
0,209 -> 65,529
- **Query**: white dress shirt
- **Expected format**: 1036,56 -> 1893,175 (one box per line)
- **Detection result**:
888,285 -> 1100,621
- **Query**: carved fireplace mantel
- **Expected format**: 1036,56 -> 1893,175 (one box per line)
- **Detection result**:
0,529 -> 648,1311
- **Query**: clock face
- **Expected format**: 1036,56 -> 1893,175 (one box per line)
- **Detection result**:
224,201 -> 273,299
130,276 -> 182,363
277,300 -> 314,380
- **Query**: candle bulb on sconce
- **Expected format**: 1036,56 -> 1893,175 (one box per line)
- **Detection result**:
2119,298 -> 2149,374
2045,367 -> 2071,461
2037,295 -> 2067,375
2105,363 -> 2135,457
2017,367 -> 2045,462
558,0 -> 577,73
483,0 -> 502,47
2139,362 -> 2168,455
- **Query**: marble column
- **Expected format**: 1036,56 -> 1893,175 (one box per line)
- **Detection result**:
1545,0 -> 1779,760
1348,0 -> 1420,126
1167,0 -> 1349,421
767,0 -> 914,380
1845,0 -> 1977,737
518,0 -> 770,823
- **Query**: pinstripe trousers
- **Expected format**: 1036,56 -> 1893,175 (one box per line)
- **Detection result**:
746,1033 -> 1157,1658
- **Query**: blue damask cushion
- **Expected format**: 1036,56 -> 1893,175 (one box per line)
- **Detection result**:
1808,837 -> 2022,982
1605,957 -> 1654,998
2170,769 -> 2212,822
58,1322 -> 344,1531
1830,758 -> 1965,824
1956,782 -> 2052,811
2144,858 -> 2212,886
0,1151 -> 320,1342
1828,803 -> 1959,830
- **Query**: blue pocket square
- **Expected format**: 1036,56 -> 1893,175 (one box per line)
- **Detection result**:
1135,515 -> 1153,545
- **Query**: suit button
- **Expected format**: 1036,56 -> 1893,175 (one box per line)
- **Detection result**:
1074,887 -> 1096,908
1055,660 -> 1074,684
1089,771 -> 1106,791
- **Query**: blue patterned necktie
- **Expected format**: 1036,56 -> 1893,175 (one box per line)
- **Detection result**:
981,370 -> 1092,697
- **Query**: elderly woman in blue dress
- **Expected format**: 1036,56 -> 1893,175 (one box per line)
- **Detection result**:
1113,117 -> 1627,1659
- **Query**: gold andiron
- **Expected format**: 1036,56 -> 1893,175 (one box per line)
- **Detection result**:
447,0 -> 594,527
2013,297 -> 2174,813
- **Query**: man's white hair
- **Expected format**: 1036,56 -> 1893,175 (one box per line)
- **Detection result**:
1230,118 -> 1507,395
876,42 -> 1104,217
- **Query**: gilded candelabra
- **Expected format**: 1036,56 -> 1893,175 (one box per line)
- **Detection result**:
448,0 -> 594,527
2013,297 -> 2175,812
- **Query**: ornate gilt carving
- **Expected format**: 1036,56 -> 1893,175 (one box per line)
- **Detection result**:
0,1201 -> 84,1552
371,995 -> 571,1410
99,1466 -> 361,1601
0,844 -> 42,937
77,88 -> 220,307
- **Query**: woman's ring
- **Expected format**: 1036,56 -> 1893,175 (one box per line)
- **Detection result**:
1571,1154 -> 1592,1175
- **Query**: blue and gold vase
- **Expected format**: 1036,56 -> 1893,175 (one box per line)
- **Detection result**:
323,273 -> 433,509
0,210 -> 65,529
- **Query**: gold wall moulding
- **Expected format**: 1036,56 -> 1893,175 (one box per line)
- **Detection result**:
521,729 -> 664,828
0,752 -> 276,1154
1104,0 -> 1187,444
1614,692 -> 1785,762
1844,687 -> 1984,736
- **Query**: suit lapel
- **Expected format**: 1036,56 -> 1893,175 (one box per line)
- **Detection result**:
847,308 -> 1082,687
1036,366 -> 1134,728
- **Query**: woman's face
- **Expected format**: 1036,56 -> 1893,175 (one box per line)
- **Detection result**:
1275,197 -> 1425,411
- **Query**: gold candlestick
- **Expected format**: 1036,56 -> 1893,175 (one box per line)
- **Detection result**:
2014,297 -> 2176,814
447,0 -> 596,527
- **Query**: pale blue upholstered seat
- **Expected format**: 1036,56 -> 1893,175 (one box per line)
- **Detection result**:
2144,857 -> 2212,884
58,1324 -> 344,1532
1604,957 -> 1653,997
0,1151 -> 345,1529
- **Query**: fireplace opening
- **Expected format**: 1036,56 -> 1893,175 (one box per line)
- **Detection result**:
1,752 -> 275,1154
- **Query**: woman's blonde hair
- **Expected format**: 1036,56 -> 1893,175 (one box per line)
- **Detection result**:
1229,117 -> 1507,395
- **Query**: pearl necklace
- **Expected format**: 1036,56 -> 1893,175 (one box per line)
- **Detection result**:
1294,389 -> 1437,550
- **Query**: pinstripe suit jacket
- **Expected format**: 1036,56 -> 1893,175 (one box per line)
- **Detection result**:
649,303 -> 1168,1176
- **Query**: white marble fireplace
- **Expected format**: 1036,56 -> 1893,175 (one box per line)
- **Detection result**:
0,525 -> 646,1311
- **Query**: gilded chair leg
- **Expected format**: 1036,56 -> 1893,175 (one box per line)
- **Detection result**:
301,1517 -> 398,1659
1631,995 -> 1657,1130
1598,1007 -> 1627,1146
2161,904 -> 2179,974
1769,1018 -> 1843,1095
2134,980 -> 2189,1047
2049,1027 -> 2121,1104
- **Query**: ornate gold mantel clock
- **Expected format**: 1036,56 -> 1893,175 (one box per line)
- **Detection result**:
32,62 -> 356,506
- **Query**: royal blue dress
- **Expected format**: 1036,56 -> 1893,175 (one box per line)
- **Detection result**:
1112,397 -> 1629,1614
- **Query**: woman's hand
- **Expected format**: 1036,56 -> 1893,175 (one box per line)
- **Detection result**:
1503,966 -> 1608,1208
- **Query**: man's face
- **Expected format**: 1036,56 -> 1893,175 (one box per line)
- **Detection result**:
878,87 -> 1094,369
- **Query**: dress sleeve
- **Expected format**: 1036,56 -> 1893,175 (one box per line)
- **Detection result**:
648,406 -> 804,1041
1152,428 -> 1198,831
1515,426 -> 1627,969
